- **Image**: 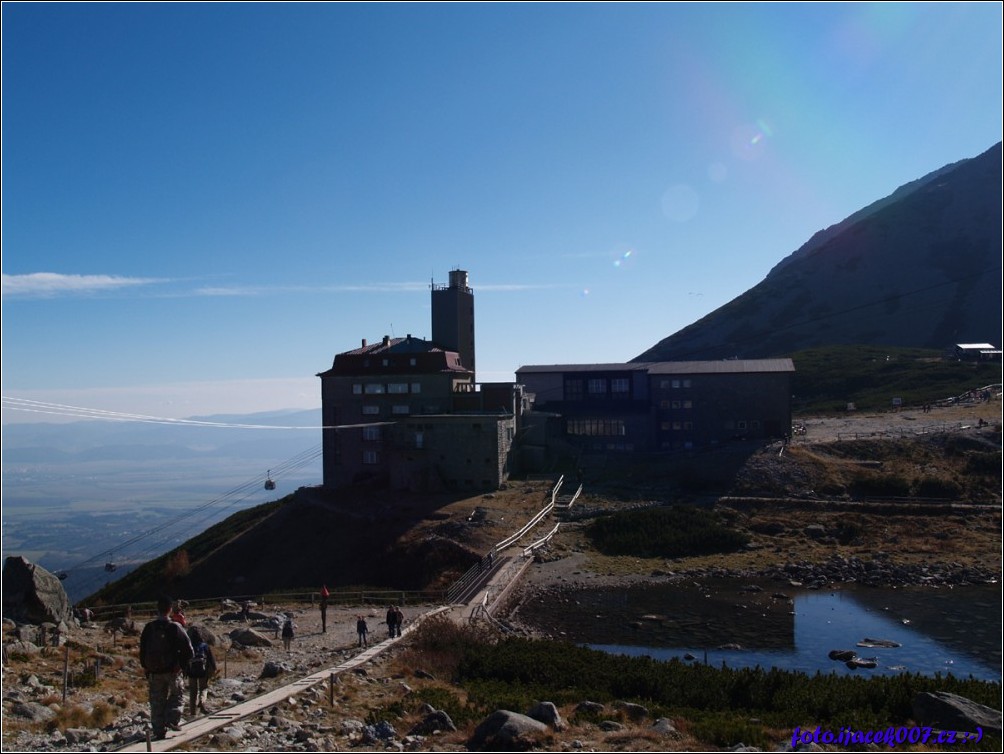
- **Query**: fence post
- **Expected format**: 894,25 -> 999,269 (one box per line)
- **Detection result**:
62,645 -> 69,703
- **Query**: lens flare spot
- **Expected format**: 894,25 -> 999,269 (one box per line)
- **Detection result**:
612,249 -> 635,269
730,121 -> 771,161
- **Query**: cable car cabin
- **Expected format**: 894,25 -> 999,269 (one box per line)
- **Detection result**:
264,477 -> 276,491
104,562 -> 117,572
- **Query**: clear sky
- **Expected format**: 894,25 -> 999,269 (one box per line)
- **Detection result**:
3,2 -> 1002,422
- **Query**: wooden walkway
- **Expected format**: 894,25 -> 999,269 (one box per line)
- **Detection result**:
116,606 -> 452,752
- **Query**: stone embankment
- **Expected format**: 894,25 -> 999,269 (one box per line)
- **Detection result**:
679,553 -> 999,590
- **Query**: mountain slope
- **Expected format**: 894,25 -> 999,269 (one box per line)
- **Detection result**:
636,143 -> 1002,361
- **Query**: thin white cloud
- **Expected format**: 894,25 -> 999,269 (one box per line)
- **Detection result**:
1,272 -> 165,299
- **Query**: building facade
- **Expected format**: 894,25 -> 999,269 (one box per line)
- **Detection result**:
516,359 -> 794,453
318,271 -> 520,491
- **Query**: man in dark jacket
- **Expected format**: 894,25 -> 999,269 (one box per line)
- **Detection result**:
140,595 -> 194,740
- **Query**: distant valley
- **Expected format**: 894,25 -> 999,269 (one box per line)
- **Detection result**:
1,409 -> 323,602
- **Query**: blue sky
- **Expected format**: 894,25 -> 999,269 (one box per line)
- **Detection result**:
3,2 -> 1002,422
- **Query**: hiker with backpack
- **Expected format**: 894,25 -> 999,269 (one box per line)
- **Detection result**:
140,595 -> 194,741
185,626 -> 217,715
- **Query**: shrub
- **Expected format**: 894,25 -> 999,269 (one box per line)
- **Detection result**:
586,505 -> 749,558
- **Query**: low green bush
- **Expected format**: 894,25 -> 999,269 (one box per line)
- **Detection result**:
586,505 -> 749,558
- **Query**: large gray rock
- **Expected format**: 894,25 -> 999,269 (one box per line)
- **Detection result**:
913,692 -> 1002,735
468,710 -> 550,751
2,556 -> 73,626
409,709 -> 457,735
527,701 -> 566,730
229,628 -> 273,647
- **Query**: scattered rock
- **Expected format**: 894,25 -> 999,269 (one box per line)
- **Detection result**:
912,691 -> 1002,735
468,709 -> 550,751
527,700 -> 566,730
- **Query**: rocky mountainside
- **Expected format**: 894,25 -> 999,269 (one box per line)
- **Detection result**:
636,142 -> 1002,361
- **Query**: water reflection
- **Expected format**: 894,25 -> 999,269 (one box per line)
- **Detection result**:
516,580 -> 1001,681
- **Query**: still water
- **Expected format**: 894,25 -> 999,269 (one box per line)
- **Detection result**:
516,580 -> 1001,682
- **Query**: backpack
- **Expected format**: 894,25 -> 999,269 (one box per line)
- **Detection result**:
282,620 -> 294,639
188,642 -> 209,679
142,618 -> 178,673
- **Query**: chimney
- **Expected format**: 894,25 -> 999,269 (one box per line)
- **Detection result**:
382,335 -> 390,347
361,338 -> 367,348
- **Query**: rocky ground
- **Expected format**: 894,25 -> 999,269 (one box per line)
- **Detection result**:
3,399 -> 1000,752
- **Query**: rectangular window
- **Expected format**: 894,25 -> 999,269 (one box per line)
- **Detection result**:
737,420 -> 748,430
388,383 -> 408,394
611,378 -> 630,398
566,418 -> 626,436
410,383 -> 421,394
660,379 -> 671,389
352,384 -> 363,395
565,379 -> 584,401
587,378 -> 607,396
671,400 -> 681,409
682,379 -> 692,388
683,400 -> 692,409
364,383 -> 385,394
660,399 -> 670,409
362,426 -> 381,442
362,405 -> 380,415
415,432 -> 424,449
392,405 -> 410,415
672,379 -> 681,389
362,450 -> 379,465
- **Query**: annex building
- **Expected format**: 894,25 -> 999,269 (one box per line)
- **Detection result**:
515,359 -> 795,453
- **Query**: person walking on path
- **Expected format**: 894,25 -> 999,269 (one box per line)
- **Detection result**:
281,615 -> 296,652
385,606 -> 396,638
185,625 -> 217,715
320,585 -> 329,634
356,616 -> 369,647
140,595 -> 194,741
392,606 -> 404,637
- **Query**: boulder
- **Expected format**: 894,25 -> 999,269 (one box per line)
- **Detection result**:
2,556 -> 73,626
468,710 -> 550,751
912,692 -> 1002,735
527,701 -> 566,730
614,701 -> 649,720
409,709 -> 457,735
827,649 -> 857,662
229,628 -> 273,647
574,700 -> 605,716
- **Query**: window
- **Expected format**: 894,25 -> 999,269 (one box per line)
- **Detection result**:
364,384 -> 385,394
565,379 -> 584,401
587,378 -> 607,397
415,432 -> 424,449
683,400 -> 692,409
388,383 -> 408,394
737,420 -> 748,430
392,405 -> 410,415
362,426 -> 381,442
660,400 -> 670,409
611,378 -> 630,398
660,379 -> 671,389
362,405 -> 380,415
566,418 -> 626,436
352,384 -> 363,395
362,450 -> 379,465
672,401 -> 681,409
682,379 -> 692,388
382,359 -> 389,367
409,358 -> 417,366
411,383 -> 422,394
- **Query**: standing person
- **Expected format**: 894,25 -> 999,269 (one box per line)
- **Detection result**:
281,616 -> 296,652
393,606 -> 404,637
356,615 -> 369,647
319,585 -> 329,634
140,595 -> 194,741
185,626 -> 217,715
170,601 -> 187,627
385,606 -> 396,638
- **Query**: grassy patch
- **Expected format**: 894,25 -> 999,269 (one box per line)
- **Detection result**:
586,506 -> 749,558
790,345 -> 1001,414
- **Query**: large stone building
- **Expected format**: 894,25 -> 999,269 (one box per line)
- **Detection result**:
515,359 -> 795,453
317,271 -> 522,491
